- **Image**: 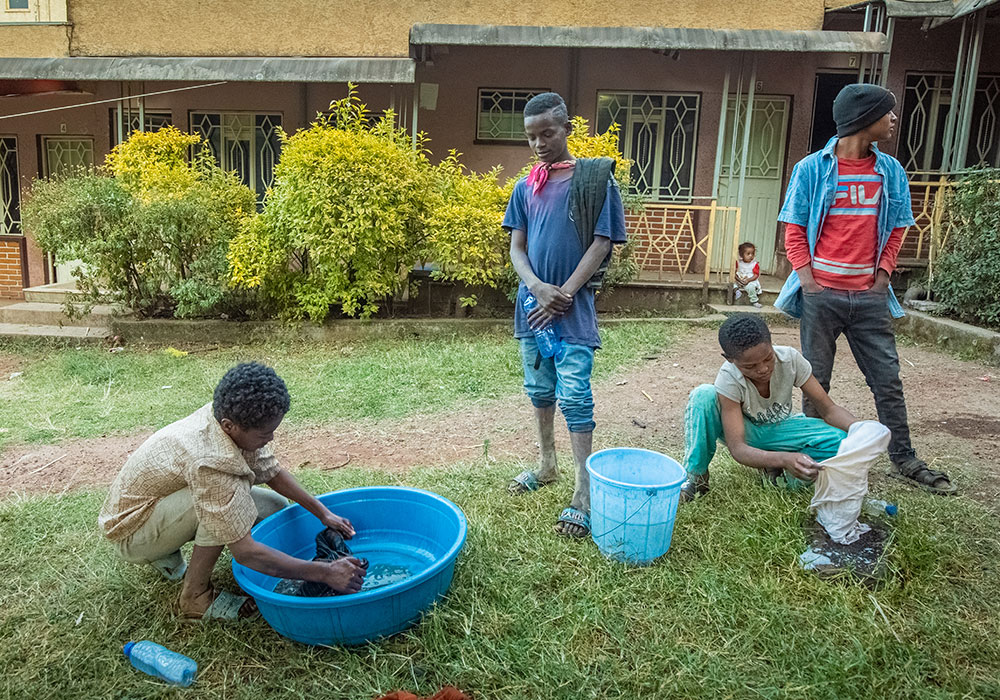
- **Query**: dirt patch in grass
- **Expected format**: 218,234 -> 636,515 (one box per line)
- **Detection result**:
0,353 -> 23,379
3,326 -> 999,510
918,412 -> 1000,439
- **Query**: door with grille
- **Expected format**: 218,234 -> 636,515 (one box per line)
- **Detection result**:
713,96 -> 790,274
41,136 -> 95,283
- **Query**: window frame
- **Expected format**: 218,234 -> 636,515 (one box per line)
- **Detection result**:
109,109 -> 173,148
5,0 -> 31,12
899,70 -> 1000,173
39,135 -> 95,179
474,87 -> 550,145
0,135 -> 22,236
188,110 -> 283,200
595,89 -> 702,204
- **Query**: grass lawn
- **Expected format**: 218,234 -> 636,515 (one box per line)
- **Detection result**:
0,322 -> 678,449
1,459 -> 998,699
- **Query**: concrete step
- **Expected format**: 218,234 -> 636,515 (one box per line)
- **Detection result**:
0,301 -> 119,328
22,282 -> 86,305
0,322 -> 111,341
707,303 -> 787,318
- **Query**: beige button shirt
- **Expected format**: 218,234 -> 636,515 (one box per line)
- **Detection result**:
99,403 -> 281,546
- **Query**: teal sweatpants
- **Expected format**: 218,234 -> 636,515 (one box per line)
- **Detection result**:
683,384 -> 846,487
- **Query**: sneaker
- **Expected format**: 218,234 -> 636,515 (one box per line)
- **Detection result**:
734,289 -> 743,300
679,472 -> 710,503
752,302 -> 762,308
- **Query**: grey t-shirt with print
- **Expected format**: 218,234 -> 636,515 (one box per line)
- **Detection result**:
714,345 -> 813,425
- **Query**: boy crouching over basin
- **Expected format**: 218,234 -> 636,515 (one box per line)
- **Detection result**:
680,314 -> 859,501
99,362 -> 367,621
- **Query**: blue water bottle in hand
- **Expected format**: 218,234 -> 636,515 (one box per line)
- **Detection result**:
124,641 -> 197,687
522,293 -> 564,360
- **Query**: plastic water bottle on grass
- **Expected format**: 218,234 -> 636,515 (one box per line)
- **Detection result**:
124,641 -> 197,686
522,293 -> 564,360
862,498 -> 898,517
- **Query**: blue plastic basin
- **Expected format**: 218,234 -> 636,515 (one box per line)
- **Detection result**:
232,486 -> 467,646
587,448 -> 685,565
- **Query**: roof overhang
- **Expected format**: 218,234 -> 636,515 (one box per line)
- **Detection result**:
884,1 -> 957,18
410,24 -> 890,53
0,56 -> 415,83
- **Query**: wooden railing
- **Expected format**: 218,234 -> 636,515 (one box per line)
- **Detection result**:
629,199 -> 741,287
904,177 -> 954,266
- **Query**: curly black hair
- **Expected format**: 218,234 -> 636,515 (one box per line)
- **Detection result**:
212,362 -> 290,429
718,313 -> 771,359
524,92 -> 569,121
738,241 -> 756,256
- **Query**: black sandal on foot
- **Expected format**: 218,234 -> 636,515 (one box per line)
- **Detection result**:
888,458 -> 957,496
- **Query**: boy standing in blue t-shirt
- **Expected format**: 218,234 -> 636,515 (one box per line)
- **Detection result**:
502,92 -> 627,538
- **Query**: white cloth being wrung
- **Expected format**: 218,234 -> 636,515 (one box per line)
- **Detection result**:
810,420 -> 891,545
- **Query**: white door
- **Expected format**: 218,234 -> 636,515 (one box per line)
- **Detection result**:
42,136 -> 94,283
713,96 -> 790,274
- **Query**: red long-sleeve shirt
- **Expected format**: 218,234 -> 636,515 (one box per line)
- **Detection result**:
784,155 -> 905,290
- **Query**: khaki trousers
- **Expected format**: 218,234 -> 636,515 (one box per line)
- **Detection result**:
114,487 -> 288,564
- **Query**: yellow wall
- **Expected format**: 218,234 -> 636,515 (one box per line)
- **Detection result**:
63,0 -> 826,59
0,24 -> 70,57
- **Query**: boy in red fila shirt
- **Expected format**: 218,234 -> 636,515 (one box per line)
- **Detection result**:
775,83 -> 956,495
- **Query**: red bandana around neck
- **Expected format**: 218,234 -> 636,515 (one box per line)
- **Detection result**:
526,159 -> 576,195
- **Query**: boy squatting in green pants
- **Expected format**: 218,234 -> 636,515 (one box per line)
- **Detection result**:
680,313 -> 860,500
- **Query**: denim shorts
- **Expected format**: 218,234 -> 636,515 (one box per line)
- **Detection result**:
519,337 -> 596,433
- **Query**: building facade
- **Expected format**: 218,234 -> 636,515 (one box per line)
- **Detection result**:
1,0 -> 997,298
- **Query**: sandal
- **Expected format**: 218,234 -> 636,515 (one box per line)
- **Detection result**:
679,472 -> 709,503
181,589 -> 258,622
889,458 -> 957,496
553,507 -> 591,538
508,470 -> 552,495
150,550 -> 187,581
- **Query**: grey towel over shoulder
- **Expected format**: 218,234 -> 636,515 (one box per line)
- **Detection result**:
569,156 -> 617,289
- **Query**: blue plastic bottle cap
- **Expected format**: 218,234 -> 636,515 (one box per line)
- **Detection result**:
123,642 -> 135,657
886,503 -> 898,516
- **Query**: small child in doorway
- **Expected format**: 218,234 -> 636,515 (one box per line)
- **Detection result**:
680,313 -> 858,501
734,241 -> 762,308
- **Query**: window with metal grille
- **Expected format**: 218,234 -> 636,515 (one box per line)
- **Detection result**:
1,137 -> 20,235
190,112 -> 282,200
596,91 -> 700,202
476,88 -> 548,142
41,136 -> 94,178
110,109 -> 173,147
900,72 -> 1000,173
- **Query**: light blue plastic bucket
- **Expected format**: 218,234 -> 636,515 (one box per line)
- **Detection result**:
586,448 -> 686,565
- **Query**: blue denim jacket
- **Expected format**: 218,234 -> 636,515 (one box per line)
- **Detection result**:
774,136 -> 915,319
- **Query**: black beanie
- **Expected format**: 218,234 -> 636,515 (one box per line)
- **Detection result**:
833,84 -> 896,137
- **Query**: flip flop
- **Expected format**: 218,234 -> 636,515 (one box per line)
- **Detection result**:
181,590 -> 258,622
554,507 -> 591,538
150,550 -> 187,581
889,458 -> 957,496
508,470 -> 548,495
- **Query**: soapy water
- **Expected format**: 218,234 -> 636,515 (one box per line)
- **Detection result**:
361,563 -> 413,591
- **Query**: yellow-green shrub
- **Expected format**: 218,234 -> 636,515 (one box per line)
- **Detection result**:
229,89 -> 431,321
24,127 -> 257,318
421,153 -> 509,294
